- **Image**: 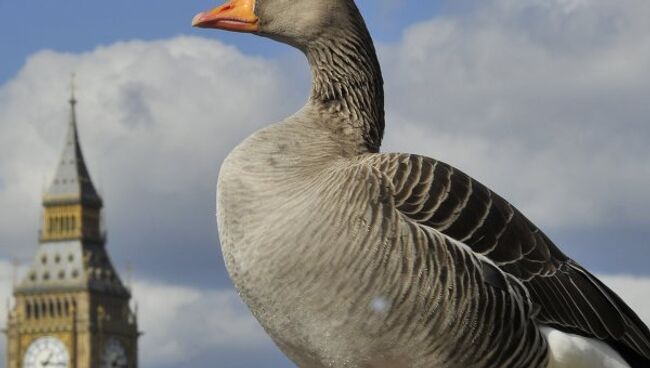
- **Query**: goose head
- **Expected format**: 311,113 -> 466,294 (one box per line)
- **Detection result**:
193,0 -> 385,153
192,0 -> 361,49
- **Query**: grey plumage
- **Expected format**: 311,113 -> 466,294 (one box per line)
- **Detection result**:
194,0 -> 650,366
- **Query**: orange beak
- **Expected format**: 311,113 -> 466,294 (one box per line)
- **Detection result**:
192,0 -> 259,33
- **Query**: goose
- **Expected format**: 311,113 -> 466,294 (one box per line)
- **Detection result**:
192,0 -> 650,367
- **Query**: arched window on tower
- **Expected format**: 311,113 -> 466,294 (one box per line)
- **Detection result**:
64,299 -> 70,316
34,300 -> 41,319
26,301 -> 32,319
71,216 -> 76,232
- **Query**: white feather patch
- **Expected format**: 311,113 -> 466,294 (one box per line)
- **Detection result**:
542,327 -> 630,368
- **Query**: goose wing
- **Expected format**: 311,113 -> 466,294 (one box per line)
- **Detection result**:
363,152 -> 650,364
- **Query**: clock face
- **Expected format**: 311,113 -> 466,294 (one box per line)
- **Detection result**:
100,338 -> 128,368
23,336 -> 69,368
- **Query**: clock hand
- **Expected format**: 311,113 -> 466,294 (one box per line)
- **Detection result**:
41,351 -> 54,365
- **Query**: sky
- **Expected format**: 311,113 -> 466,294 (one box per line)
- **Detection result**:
1,0 -> 650,367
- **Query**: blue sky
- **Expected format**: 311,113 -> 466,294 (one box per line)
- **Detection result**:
1,0 -> 650,367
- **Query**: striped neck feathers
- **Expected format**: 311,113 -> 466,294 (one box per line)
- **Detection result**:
304,14 -> 385,153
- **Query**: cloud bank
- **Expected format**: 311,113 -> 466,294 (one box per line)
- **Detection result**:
381,0 -> 650,229
131,280 -> 276,366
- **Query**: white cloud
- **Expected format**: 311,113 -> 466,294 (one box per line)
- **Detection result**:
133,280 -> 271,366
381,0 -> 650,229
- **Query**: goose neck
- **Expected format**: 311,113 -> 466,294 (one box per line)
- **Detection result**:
304,26 -> 385,153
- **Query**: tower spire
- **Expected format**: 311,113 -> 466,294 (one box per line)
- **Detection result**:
40,83 -> 103,244
43,82 -> 102,208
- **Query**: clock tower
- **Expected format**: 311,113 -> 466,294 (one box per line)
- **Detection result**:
4,89 -> 139,368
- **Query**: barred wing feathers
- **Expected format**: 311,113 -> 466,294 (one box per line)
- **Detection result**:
364,152 -> 650,366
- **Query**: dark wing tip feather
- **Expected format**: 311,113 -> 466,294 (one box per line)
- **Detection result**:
530,261 -> 650,365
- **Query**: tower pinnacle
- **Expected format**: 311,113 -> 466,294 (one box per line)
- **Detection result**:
43,89 -> 102,208
41,91 -> 103,244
